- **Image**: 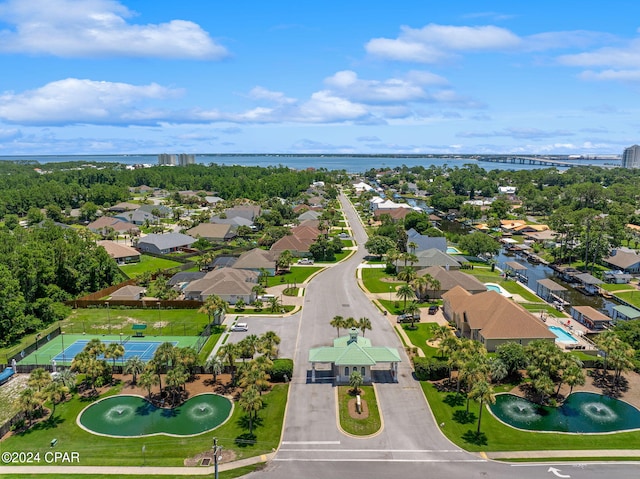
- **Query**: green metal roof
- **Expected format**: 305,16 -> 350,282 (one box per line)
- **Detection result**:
334,343 -> 376,366
613,305 -> 640,319
309,329 -> 401,366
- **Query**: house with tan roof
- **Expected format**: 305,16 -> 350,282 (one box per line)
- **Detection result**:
270,234 -> 315,256
187,223 -> 237,242
415,266 -> 486,299
97,240 -> 140,264
88,216 -> 140,235
513,224 -> 550,233
231,248 -> 278,275
603,248 -> 640,274
442,286 -> 556,351
183,268 -> 259,304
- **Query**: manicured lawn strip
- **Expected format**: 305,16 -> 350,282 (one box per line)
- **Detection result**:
341,239 -> 354,247
119,255 -> 183,278
421,382 -> 640,452
600,283 -> 637,292
1,384 -> 288,467
9,465 -> 261,478
337,385 -> 381,436
520,303 -> 568,318
377,299 -> 430,315
61,308 -> 210,336
316,250 -> 351,264
401,322 -> 439,358
266,266 -> 322,287
361,268 -> 401,293
613,291 -> 640,309
499,281 -> 541,302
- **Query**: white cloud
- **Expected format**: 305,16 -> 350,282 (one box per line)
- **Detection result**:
558,39 -> 640,68
366,23 -> 520,62
578,69 -> 640,82
457,128 -> 573,140
248,87 -> 296,104
0,0 -> 227,59
323,70 -> 428,103
0,78 -> 182,124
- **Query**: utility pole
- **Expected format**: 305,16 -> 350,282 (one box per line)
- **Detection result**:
213,437 -> 223,479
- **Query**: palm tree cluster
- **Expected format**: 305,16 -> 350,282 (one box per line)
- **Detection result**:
18,368 -> 75,426
198,294 -> 228,326
329,315 -> 372,337
595,331 -> 635,387
71,338 -> 122,391
215,331 -> 281,385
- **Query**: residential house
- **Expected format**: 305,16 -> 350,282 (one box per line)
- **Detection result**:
183,268 -> 259,304
107,202 -> 140,213
373,208 -> 412,222
97,240 -> 141,264
232,248 -> 278,275
603,248 -> 640,274
415,266 -> 487,299
353,181 -> 373,194
406,228 -> 447,253
270,234 -> 315,256
136,232 -> 196,254
167,271 -> 206,288
602,271 -> 633,284
442,286 -> 556,352
395,248 -> 460,271
88,217 -> 140,236
613,305 -> 640,322
187,223 -> 237,242
109,285 -> 146,301
297,210 -> 322,222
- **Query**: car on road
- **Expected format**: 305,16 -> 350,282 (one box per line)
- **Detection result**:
297,258 -> 314,265
230,322 -> 248,332
396,313 -> 420,323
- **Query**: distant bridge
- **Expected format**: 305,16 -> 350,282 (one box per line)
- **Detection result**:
477,156 -> 578,167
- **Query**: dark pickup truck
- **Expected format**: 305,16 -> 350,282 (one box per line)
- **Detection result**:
397,313 -> 420,323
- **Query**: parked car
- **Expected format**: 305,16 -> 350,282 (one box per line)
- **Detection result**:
231,322 -> 248,332
397,313 -> 420,323
297,258 -> 314,265
428,305 -> 439,315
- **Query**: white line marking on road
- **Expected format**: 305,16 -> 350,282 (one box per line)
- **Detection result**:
274,458 -> 487,463
281,441 -> 341,445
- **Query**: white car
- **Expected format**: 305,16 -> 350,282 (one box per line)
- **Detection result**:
231,322 -> 248,332
297,258 -> 314,265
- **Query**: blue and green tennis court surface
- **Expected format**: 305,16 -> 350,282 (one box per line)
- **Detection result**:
17,334 -> 200,366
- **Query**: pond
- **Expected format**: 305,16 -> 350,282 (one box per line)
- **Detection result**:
490,392 -> 640,433
78,393 -> 233,437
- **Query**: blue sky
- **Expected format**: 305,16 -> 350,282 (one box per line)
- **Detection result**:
1,0 -> 640,156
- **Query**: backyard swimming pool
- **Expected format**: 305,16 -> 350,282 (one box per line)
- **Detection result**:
548,325 -> 579,344
484,283 -> 513,298
446,247 -> 461,254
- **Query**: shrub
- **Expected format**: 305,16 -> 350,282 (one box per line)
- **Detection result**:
269,358 -> 293,382
414,357 -> 448,381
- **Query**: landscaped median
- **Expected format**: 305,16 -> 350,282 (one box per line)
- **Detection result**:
337,385 -> 381,437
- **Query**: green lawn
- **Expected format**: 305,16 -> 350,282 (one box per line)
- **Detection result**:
266,266 -> 322,287
361,268 -> 402,294
520,303 -> 568,318
337,385 -> 381,436
401,322 -> 440,358
1,383 -> 288,467
613,291 -> 640,309
377,299 -> 430,315
499,281 -> 542,302
119,254 -> 183,278
421,381 -> 640,452
600,283 -> 637,292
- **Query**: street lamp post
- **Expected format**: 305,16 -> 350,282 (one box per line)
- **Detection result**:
389,286 -> 392,302
212,437 -> 222,479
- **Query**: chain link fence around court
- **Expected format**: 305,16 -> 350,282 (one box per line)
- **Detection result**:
60,320 -> 205,337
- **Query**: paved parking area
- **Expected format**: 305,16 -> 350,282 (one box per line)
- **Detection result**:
219,313 -> 300,359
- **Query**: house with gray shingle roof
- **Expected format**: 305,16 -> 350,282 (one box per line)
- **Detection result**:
415,265 -> 486,299
183,268 -> 259,304
136,233 -> 196,254
187,223 -> 237,242
308,328 -> 401,384
603,248 -> 640,274
396,248 -> 460,271
231,248 -> 278,275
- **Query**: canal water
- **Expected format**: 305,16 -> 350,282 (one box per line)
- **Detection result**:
438,220 -> 617,316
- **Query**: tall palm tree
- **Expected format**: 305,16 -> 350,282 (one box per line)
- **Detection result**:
138,368 -> 159,400
199,294 -> 228,326
349,370 -> 363,395
259,331 -> 281,360
239,386 -> 263,434
205,356 -> 224,385
28,368 -> 52,392
44,381 -> 68,418
268,296 -> 282,313
408,241 -> 418,255
357,317 -> 372,337
18,388 -> 39,426
166,366 -> 187,406
330,315 -> 346,337
398,266 -> 417,285
152,342 -> 176,393
397,284 -> 416,311
277,250 -> 294,272
563,363 -> 586,396
411,275 -> 428,301
176,347 -> 199,378
124,356 -> 145,384
85,338 -> 105,359
470,379 -> 495,434
105,342 -> 125,368
217,342 -> 239,384
404,301 -> 421,329
54,369 -> 77,392
239,363 -> 270,395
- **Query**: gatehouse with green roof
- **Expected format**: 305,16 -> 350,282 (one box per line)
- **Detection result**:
308,328 -> 401,384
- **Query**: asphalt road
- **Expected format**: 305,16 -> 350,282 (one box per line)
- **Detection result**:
247,194 -> 640,479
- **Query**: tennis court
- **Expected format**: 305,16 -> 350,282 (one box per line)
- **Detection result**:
18,334 -> 200,367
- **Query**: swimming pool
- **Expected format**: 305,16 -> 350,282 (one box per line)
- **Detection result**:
548,325 -> 579,344
483,283 -> 513,298
446,246 -> 461,254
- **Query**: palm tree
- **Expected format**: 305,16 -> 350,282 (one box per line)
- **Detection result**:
563,363 -> 586,396
124,356 -> 145,384
330,315 -> 347,337
404,301 -> 421,329
349,370 -> 363,395
277,250 -> 294,272
85,338 -> 105,359
54,369 -> 77,392
176,347 -> 199,378
44,381 -> 68,418
152,342 -> 176,393
199,294 -> 228,326
205,356 -> 224,385
258,267 -> 270,287
268,296 -> 282,313
408,241 -> 418,255
105,342 -> 125,368
397,266 -> 417,285
239,362 -> 271,395
217,342 -> 239,384
138,368 -> 159,400
239,386 -> 263,434
166,366 -> 188,406
397,284 -> 416,312
469,379 -> 495,434
411,275 -> 428,301
18,388 -> 39,426
357,317 -> 372,337
28,368 -> 52,392
259,331 -> 281,360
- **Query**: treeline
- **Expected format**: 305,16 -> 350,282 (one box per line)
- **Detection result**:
0,221 -> 124,347
0,161 -> 336,217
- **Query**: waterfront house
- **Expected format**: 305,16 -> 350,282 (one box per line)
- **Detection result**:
396,248 -> 461,271
415,266 -> 487,299
603,248 -> 640,274
442,286 -> 556,352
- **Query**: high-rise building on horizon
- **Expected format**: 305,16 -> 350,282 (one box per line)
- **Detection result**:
622,145 -> 640,169
158,153 -> 177,166
178,153 -> 195,166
